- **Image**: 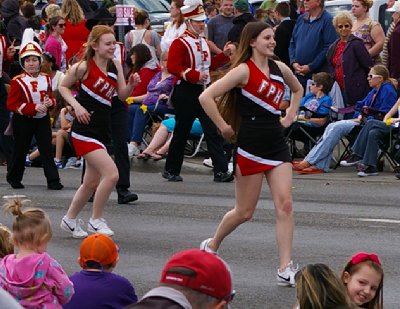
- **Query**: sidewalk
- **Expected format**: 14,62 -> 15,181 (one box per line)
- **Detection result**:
131,155 -> 400,184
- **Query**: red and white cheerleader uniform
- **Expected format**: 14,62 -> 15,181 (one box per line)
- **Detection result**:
235,59 -> 291,175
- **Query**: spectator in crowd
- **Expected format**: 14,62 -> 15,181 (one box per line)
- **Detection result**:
227,0 -> 256,43
77,0 -> 94,18
340,252 -> 384,309
387,1 -> 400,85
351,0 -> 385,64
160,0 -> 186,53
381,0 -> 397,68
199,22 -> 303,286
274,1 -> 296,67
0,0 -> 29,45
205,4 -> 218,23
326,11 -> 373,108
289,0 -> 337,89
61,0 -> 90,65
41,0 -> 58,22
138,117 -> 203,161
340,97 -> 400,177
0,223 -> 13,258
44,3 -> 61,22
44,16 -> 68,72
6,31 -> 63,190
127,248 -> 234,309
285,72 -> 334,157
295,263 -> 353,309
64,233 -> 138,309
21,2 -> 40,30
207,0 -> 234,52
294,65 -> 397,174
124,9 -> 161,63
127,52 -> 174,157
126,44 -> 161,157
163,0 -> 233,182
0,198 -> 74,307
59,25 -> 141,238
260,0 -> 277,10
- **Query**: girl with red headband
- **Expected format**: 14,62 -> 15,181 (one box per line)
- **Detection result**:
341,252 -> 384,309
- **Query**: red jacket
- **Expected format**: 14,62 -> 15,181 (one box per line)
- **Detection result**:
167,30 -> 229,84
7,73 -> 55,117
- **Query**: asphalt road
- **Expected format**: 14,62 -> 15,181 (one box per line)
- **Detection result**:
0,160 -> 399,309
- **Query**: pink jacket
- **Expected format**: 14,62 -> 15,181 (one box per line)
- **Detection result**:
44,34 -> 62,69
0,252 -> 74,308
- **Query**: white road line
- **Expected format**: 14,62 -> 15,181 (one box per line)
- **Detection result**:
355,218 -> 400,224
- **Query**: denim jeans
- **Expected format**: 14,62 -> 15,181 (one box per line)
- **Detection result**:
351,119 -> 391,167
305,120 -> 358,171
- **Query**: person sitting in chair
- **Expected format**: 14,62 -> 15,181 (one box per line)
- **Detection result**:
285,72 -> 334,156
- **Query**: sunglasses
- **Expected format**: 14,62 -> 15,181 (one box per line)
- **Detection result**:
57,23 -> 66,28
337,24 -> 351,29
368,74 -> 382,79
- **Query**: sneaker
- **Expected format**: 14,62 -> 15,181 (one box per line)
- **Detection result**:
64,157 -> 77,169
162,171 -> 183,182
228,162 -> 234,173
54,159 -> 63,169
340,154 -> 362,167
88,218 -> 114,236
128,143 -> 140,157
277,261 -> 298,287
357,165 -> 378,177
25,154 -> 32,167
60,216 -> 88,238
214,171 -> 234,182
200,238 -> 217,254
203,158 -> 213,168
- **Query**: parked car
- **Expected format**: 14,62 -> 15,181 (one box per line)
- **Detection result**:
325,0 -> 394,33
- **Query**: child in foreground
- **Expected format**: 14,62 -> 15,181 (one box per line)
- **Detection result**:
0,197 -> 74,308
64,233 -> 138,309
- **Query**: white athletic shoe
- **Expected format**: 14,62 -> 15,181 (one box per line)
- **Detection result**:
60,216 -> 88,238
203,158 -> 213,168
277,261 -> 298,287
200,238 -> 217,254
87,218 -> 114,236
128,143 -> 140,157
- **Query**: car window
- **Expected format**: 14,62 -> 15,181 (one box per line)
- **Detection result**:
123,0 -> 169,13
325,4 -> 352,17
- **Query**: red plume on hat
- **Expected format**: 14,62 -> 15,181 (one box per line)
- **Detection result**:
19,28 -> 42,64
181,0 -> 207,21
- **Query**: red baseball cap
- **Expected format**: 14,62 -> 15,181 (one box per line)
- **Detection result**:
79,233 -> 118,267
160,249 -> 233,302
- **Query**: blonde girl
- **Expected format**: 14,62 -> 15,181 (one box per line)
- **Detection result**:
0,198 -> 74,308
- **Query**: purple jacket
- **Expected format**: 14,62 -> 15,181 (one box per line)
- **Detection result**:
0,252 -> 74,308
327,34 -> 373,106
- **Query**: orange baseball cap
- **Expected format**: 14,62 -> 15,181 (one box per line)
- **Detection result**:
79,233 -> 118,267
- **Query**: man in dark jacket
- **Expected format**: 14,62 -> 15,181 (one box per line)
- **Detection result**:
274,2 -> 296,67
126,249 -> 234,309
227,0 -> 256,43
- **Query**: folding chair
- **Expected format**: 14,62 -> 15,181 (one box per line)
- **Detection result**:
377,125 -> 400,173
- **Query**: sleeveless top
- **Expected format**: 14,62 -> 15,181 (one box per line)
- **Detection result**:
353,20 -> 382,64
236,59 -> 291,165
72,59 -> 118,145
125,29 -> 158,63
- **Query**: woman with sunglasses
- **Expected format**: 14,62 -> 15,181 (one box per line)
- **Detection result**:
326,11 -> 373,111
294,64 -> 397,174
44,16 -> 68,72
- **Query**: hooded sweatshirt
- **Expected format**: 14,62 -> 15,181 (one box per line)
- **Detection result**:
0,252 -> 74,308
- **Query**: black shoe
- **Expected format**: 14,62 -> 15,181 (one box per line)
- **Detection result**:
162,171 -> 183,182
213,171 -> 234,183
117,189 -> 139,204
47,182 -> 64,190
8,181 -> 24,189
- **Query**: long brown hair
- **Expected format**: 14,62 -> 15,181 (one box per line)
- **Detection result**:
171,0 -> 185,27
218,22 -> 271,135
61,0 -> 85,25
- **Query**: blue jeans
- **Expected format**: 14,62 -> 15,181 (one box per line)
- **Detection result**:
351,119 -> 391,168
305,120 -> 358,171
128,103 -> 173,143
